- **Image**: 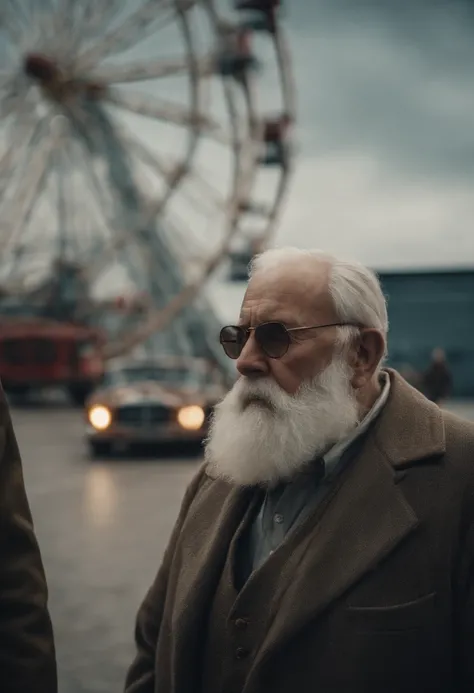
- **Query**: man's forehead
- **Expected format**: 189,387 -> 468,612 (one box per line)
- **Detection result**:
239,263 -> 332,322
239,299 -> 302,326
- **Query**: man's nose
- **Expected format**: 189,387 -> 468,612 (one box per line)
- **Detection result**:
236,333 -> 269,377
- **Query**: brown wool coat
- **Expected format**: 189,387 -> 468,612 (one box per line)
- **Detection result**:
0,385 -> 57,693
125,370 -> 474,693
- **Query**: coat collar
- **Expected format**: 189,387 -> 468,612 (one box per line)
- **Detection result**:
373,368 -> 445,467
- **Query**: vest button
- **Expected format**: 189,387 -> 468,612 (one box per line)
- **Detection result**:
235,618 -> 249,630
235,647 -> 249,660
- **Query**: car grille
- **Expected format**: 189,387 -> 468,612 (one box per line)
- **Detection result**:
115,404 -> 172,427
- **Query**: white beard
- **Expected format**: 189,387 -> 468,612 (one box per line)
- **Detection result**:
204,355 -> 360,487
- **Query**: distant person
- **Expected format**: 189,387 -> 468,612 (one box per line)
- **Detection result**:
125,248 -> 474,693
0,384 -> 57,692
422,347 -> 453,405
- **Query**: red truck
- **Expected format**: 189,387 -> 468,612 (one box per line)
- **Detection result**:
0,318 -> 106,405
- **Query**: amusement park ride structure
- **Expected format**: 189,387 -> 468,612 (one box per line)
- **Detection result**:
0,0 -> 295,400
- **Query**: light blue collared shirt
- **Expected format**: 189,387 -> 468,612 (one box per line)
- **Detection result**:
237,371 -> 391,583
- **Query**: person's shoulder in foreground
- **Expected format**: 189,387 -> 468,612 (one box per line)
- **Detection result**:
0,384 -> 57,693
124,246 -> 474,693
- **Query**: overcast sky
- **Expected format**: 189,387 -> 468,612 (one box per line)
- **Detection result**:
264,0 -> 474,270
3,0 -> 473,312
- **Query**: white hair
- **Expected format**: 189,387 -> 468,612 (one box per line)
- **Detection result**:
249,246 -> 389,362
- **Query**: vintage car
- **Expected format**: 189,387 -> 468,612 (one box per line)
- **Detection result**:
84,356 -> 227,456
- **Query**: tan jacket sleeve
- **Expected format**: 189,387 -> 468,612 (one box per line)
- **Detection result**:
0,387 -> 57,693
124,464 -> 207,693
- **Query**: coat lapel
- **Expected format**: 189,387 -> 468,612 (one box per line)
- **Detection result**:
250,369 -> 446,672
171,475 -> 256,691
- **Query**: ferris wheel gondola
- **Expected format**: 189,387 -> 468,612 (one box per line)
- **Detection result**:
0,0 -> 295,375
228,0 -> 296,281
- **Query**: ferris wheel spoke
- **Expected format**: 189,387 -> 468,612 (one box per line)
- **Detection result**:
78,0 -> 122,28
24,4 -> 54,51
8,163 -> 52,249
70,135 -> 136,271
73,141 -> 117,241
0,4 -> 25,44
181,181 -> 225,216
76,175 -> 152,284
186,167 -> 227,209
103,119 -> 190,232
76,0 -> 193,71
104,238 -> 236,360
0,70 -> 11,88
91,55 -> 214,85
0,158 -> 24,211
160,161 -> 227,218
83,232 -> 131,286
54,149 -> 72,259
4,159 -> 53,257
104,88 -> 227,141
70,2 -> 129,52
60,149 -> 92,259
1,134 -> 57,251
163,212 -> 208,265
105,118 -> 229,283
0,114 -> 48,208
11,0 -> 34,24
0,122 -> 30,178
51,0 -> 80,41
138,154 -> 218,218
21,0 -> 42,21
59,145 -> 94,259
56,0 -> 77,20
120,128 -> 183,183
0,82 -> 34,121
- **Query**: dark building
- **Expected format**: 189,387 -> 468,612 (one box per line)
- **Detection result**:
378,268 -> 474,397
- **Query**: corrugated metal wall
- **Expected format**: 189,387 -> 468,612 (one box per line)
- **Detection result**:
379,269 -> 474,397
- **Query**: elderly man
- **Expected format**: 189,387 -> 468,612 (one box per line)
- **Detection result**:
125,247 -> 474,693
0,385 -> 57,692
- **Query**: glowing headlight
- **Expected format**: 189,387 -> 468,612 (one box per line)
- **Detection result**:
88,405 -> 112,431
177,405 -> 205,431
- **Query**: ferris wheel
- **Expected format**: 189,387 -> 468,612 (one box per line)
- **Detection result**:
0,0 -> 295,368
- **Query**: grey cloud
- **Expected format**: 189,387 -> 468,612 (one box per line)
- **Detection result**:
284,0 -> 474,181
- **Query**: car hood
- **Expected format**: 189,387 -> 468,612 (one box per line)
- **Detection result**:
88,380 -> 223,408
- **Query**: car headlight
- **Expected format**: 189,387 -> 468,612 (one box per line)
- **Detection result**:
177,405 -> 205,431
88,405 -> 112,431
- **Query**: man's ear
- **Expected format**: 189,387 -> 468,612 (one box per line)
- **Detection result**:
349,328 -> 386,389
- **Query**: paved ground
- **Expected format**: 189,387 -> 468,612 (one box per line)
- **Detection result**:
12,402 -> 201,693
9,399 -> 474,693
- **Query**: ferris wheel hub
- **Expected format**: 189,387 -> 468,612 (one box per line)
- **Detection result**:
23,53 -> 61,84
23,52 -> 105,104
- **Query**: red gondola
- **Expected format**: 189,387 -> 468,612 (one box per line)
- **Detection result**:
259,114 -> 292,166
217,27 -> 258,77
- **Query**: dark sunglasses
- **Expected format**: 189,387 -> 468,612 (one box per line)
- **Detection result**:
219,321 -> 358,359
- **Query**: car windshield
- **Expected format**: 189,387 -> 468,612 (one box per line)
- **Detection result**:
102,365 -> 204,388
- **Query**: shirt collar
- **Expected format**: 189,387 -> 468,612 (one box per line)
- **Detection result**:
323,369 -> 391,478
